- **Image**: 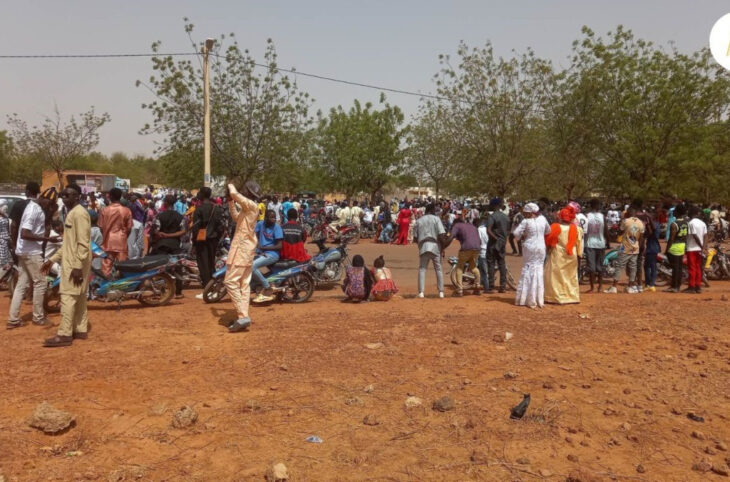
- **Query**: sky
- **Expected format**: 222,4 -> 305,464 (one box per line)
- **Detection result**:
2,0 -> 728,157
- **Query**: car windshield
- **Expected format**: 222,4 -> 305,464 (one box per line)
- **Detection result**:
0,196 -> 23,213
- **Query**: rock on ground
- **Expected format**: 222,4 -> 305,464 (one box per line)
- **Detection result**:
265,462 -> 289,481
171,405 -> 198,428
432,396 -> 455,412
27,402 -> 75,434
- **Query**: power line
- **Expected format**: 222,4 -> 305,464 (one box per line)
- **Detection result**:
0,51 -> 448,101
0,53 -> 197,59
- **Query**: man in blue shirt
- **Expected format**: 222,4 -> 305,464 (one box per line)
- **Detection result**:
252,209 -> 283,302
281,197 -> 294,223
174,195 -> 188,216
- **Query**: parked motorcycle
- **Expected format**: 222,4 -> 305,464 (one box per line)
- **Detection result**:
0,264 -> 19,293
359,221 -> 377,239
656,252 -> 710,288
202,257 -> 315,304
44,241 -> 177,312
579,248 -> 625,285
310,218 -> 360,245
309,239 -> 350,286
447,256 -> 516,291
705,244 -> 730,280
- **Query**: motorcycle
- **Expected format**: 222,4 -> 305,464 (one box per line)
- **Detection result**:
359,221 -> 377,239
44,241 -> 177,312
0,264 -> 19,293
656,252 -> 711,288
447,256 -> 516,291
705,244 -> 730,280
579,248 -> 623,285
310,218 -> 360,245
309,239 -> 351,286
202,257 -> 315,304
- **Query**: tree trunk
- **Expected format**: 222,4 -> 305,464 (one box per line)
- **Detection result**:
56,169 -> 64,190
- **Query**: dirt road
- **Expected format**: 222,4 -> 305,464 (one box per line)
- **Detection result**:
1,241 -> 729,481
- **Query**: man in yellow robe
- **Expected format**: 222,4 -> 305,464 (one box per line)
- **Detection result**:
225,181 -> 263,333
42,184 -> 92,347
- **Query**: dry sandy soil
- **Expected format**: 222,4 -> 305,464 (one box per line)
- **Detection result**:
1,241 -> 729,481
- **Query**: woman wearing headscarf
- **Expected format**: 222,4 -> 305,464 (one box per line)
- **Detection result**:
512,203 -> 550,308
544,206 -> 583,304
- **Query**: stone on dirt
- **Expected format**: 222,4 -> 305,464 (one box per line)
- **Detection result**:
712,464 -> 730,477
692,430 -> 706,440
516,457 -> 530,465
345,397 -> 364,406
265,462 -> 289,481
171,405 -> 198,428
503,371 -> 519,379
404,396 -> 423,408
692,461 -> 712,473
432,396 -> 455,412
636,464 -> 646,473
362,414 -> 380,426
27,402 -> 75,434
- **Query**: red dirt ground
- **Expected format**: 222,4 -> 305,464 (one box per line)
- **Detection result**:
1,241 -> 729,481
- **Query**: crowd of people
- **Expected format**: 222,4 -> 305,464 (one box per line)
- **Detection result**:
1,178 -> 727,341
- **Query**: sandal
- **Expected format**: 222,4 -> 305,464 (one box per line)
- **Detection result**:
43,335 -> 73,348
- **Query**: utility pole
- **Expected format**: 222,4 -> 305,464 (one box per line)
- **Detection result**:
203,38 -> 215,187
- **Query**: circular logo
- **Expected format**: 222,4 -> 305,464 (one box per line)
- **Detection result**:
710,13 -> 730,70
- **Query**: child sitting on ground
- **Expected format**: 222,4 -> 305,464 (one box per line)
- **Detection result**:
370,255 -> 398,301
342,254 -> 374,302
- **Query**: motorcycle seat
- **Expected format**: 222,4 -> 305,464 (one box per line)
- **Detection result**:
116,255 -> 170,273
272,259 -> 299,270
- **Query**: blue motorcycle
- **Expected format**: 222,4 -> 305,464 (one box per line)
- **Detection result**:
202,257 -> 314,304
44,241 -> 177,312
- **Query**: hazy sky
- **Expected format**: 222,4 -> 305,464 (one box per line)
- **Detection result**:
2,0 -> 728,157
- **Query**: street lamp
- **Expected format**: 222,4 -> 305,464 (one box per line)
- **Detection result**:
203,38 -> 215,187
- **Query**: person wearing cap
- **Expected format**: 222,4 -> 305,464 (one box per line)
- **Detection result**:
544,206 -> 583,304
7,187 -> 60,329
486,198 -> 510,293
512,202 -> 550,308
224,180 -> 263,333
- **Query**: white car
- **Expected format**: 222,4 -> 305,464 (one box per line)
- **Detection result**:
0,194 -> 26,214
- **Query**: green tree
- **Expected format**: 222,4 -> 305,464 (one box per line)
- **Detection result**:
138,20 -> 312,187
568,26 -> 730,198
6,106 -> 110,186
407,106 -> 460,197
316,96 -> 407,203
670,122 -> 730,203
0,131 -> 13,183
428,41 -> 553,198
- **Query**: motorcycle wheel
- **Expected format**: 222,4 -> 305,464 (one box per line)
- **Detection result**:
279,273 -> 314,303
706,261 -> 723,281
506,269 -> 517,291
343,230 -> 360,245
138,274 -> 175,306
579,268 -> 590,285
43,285 -> 61,313
203,278 -> 228,303
449,265 -> 477,290
654,271 -> 671,287
310,228 -> 326,243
